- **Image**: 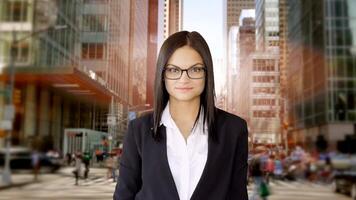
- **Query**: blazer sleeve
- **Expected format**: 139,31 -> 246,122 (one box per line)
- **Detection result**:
113,121 -> 142,200
228,120 -> 248,200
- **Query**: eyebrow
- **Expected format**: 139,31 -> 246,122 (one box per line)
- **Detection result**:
166,63 -> 204,68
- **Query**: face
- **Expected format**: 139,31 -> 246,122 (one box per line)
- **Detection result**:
164,45 -> 205,103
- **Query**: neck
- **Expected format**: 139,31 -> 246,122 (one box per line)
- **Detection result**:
169,98 -> 200,122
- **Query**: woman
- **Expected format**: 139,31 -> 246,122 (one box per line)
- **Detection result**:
114,31 -> 248,200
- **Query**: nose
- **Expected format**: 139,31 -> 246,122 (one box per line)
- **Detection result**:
179,70 -> 190,81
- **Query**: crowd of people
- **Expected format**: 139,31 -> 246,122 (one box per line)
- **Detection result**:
66,149 -> 121,185
248,145 -> 336,199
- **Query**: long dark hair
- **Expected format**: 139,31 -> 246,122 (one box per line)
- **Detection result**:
153,31 -> 217,141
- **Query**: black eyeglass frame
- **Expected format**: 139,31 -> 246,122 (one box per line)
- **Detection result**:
163,64 -> 206,80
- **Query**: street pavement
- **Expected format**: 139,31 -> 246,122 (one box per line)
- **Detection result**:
248,179 -> 352,200
0,167 -> 115,200
0,168 -> 352,200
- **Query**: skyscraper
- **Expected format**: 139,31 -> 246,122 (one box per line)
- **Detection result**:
287,0 -> 356,149
225,1 -> 255,112
236,16 -> 256,123
250,51 -> 280,144
278,0 -> 289,148
163,0 -> 183,39
0,0 -> 114,149
0,0 -> 159,150
226,0 -> 255,29
255,0 -> 280,52
250,0 -> 281,144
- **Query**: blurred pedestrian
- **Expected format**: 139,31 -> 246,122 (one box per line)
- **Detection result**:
274,156 -> 283,180
65,152 -> 72,166
31,150 -> 41,181
95,149 -> 103,165
73,152 -> 82,185
320,154 -> 332,183
111,152 -> 119,182
265,155 -> 275,183
106,153 -> 114,180
250,156 -> 268,200
82,152 -> 91,180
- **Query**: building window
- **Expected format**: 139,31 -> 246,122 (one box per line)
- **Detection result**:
82,43 -> 106,59
253,99 -> 276,106
3,0 -> 28,22
253,110 -> 276,118
11,41 -> 29,62
82,15 -> 107,32
253,76 -> 276,83
253,87 -> 276,94
83,0 -> 108,3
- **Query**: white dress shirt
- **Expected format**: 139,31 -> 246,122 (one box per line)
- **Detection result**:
160,102 -> 208,200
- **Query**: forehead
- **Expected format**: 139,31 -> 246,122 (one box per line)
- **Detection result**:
167,45 -> 203,68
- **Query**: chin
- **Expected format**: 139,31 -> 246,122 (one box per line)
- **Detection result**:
171,94 -> 201,102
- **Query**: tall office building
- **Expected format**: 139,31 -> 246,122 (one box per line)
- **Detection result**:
146,0 -> 159,107
80,0 -> 135,142
227,0 -> 255,28
225,1 -> 255,113
249,0 -> 281,144
236,16 -> 256,123
0,0 -> 159,150
163,0 -> 183,39
128,0 -> 149,107
250,52 -> 280,144
80,0 -> 159,142
278,0 -> 289,147
287,0 -> 356,149
227,26 -> 239,113
255,0 -> 280,52
0,0 -> 114,150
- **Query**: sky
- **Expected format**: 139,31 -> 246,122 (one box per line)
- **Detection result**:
240,9 -> 255,24
183,0 -> 224,59
183,0 -> 225,92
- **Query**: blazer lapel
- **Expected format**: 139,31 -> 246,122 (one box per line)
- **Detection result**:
157,123 -> 217,200
189,135 -> 215,200
158,125 -> 180,200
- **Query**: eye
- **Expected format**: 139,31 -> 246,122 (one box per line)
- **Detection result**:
166,68 -> 180,73
191,67 -> 204,73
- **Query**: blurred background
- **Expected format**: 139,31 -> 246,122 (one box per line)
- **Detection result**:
0,0 -> 355,199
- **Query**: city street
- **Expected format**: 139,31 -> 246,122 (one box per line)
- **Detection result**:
253,180 -> 352,200
0,168 -> 116,200
0,168 -> 352,200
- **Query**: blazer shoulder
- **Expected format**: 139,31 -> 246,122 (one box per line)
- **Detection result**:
216,108 -> 247,127
129,111 -> 154,127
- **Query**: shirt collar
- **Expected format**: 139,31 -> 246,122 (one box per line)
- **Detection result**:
160,101 -> 208,134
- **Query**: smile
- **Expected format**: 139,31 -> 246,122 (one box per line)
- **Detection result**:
175,87 -> 193,91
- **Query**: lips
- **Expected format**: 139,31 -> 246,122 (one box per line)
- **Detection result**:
175,87 -> 193,91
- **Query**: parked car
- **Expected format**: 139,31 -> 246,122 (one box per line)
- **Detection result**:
0,147 -> 62,173
331,155 -> 356,200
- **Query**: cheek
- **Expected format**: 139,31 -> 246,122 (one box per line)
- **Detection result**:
198,79 -> 205,91
164,80 -> 174,94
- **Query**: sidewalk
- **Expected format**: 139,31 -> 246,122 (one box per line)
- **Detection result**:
0,166 -> 108,190
0,172 -> 35,190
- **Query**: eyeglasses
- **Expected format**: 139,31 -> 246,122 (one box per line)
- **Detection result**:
164,64 -> 206,80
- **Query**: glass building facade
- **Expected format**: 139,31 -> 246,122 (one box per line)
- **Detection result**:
0,0 -> 114,150
288,0 -> 356,148
256,0 -> 280,52
0,0 -> 80,69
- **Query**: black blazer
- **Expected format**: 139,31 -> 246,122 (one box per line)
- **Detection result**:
113,108 -> 248,200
